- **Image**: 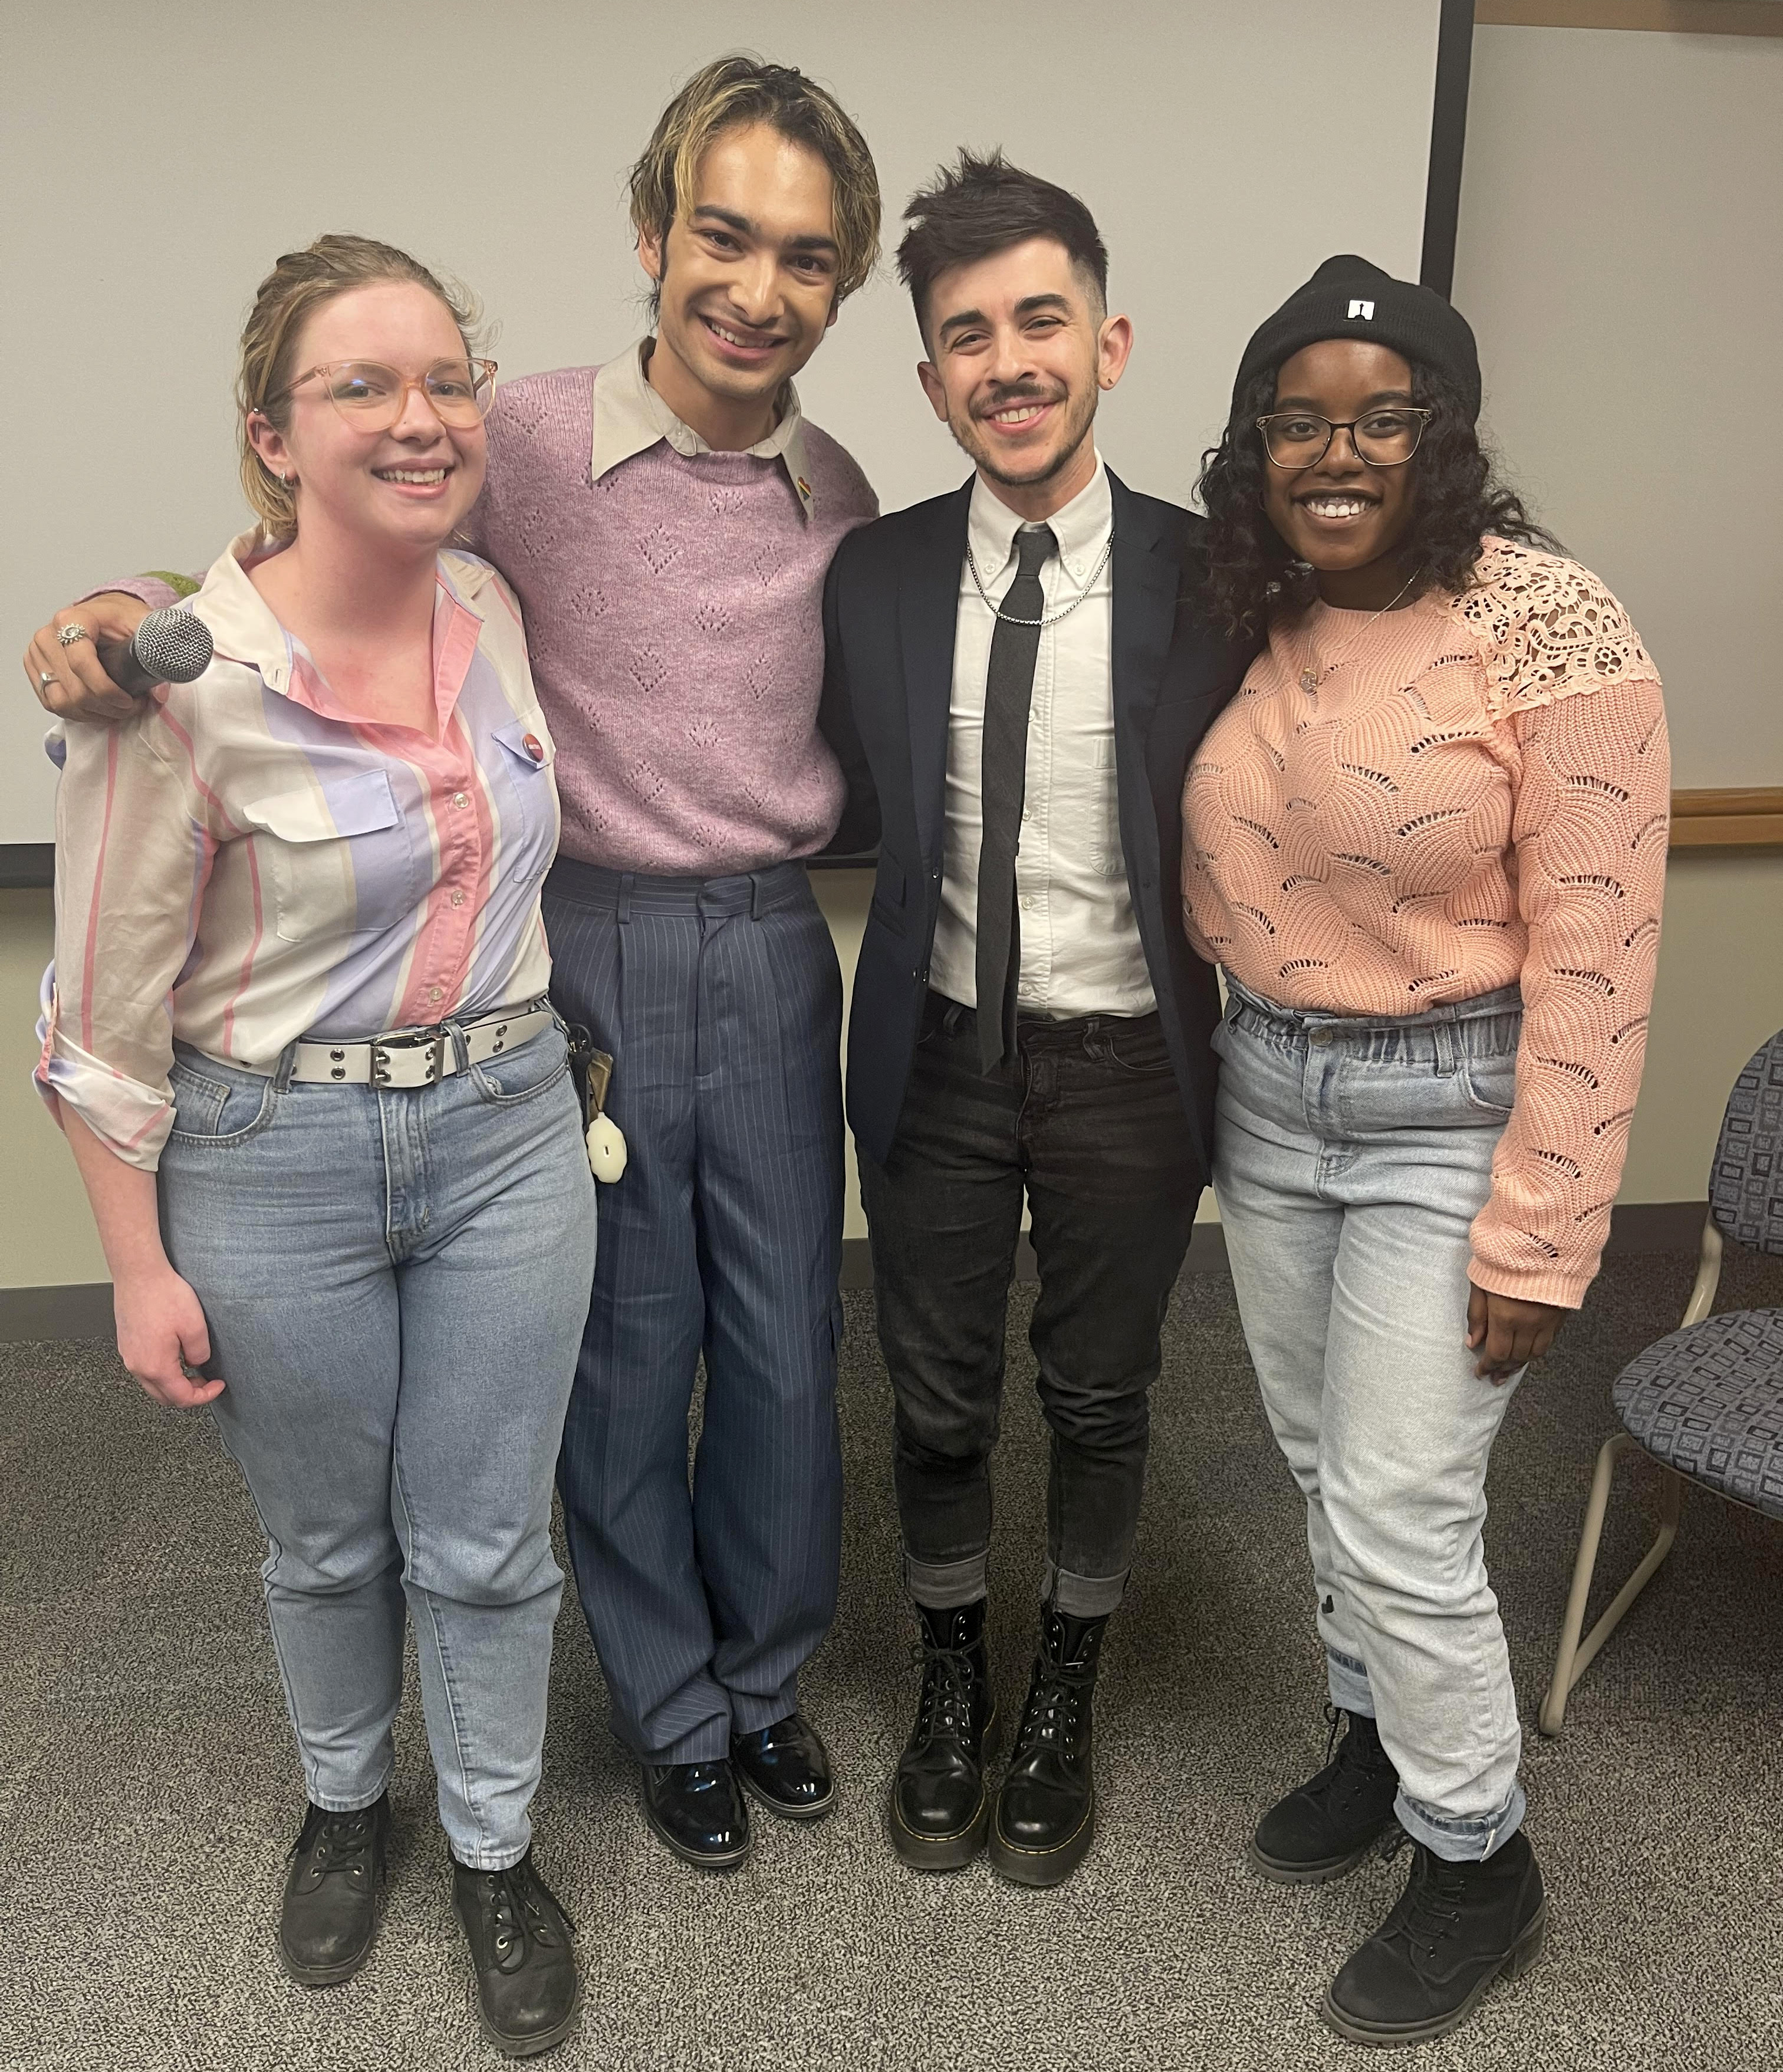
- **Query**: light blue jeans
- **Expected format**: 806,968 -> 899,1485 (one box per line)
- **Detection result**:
1212,974 -> 1527,1861
157,1018 -> 596,1870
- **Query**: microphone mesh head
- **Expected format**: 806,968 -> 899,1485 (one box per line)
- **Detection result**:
135,608 -> 213,685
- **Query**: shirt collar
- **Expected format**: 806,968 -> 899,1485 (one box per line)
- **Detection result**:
590,337 -> 817,519
192,529 -> 488,709
965,454 -> 1111,594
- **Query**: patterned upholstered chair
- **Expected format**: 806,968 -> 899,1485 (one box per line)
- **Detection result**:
1538,1029 -> 1783,1735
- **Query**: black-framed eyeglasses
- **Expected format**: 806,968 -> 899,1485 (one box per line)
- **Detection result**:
1255,407 -> 1432,470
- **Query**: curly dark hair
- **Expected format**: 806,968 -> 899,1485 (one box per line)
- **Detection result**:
1195,361 -> 1562,640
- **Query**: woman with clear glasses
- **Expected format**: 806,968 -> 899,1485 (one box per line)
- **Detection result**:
35,234 -> 593,2059
1185,256 -> 1667,2048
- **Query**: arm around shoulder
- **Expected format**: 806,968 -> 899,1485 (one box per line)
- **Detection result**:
815,540 -> 880,859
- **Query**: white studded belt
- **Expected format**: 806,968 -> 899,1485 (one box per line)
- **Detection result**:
290,1001 -> 556,1088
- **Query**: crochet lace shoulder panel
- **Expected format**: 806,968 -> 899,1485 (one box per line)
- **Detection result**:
1450,538 -> 1659,721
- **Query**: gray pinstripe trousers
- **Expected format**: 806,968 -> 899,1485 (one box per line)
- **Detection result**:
542,859 -> 845,1764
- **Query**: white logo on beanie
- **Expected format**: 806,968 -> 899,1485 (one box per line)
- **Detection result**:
1348,299 -> 1375,320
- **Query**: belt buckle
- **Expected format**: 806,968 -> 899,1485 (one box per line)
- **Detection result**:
370,1027 -> 448,1086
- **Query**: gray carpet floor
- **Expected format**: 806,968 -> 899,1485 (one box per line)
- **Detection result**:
4,1245 -> 1783,2072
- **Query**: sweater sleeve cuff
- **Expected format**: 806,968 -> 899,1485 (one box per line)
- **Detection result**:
77,574 -> 187,610
1466,1253 -> 1590,1311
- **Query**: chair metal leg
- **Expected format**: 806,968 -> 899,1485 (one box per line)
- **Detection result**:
1679,1218 -> 1724,1330
1538,1438 -> 1684,1736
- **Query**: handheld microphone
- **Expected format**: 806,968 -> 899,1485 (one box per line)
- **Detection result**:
98,608 -> 214,697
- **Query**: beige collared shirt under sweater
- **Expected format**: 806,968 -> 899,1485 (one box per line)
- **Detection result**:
590,338 -> 818,518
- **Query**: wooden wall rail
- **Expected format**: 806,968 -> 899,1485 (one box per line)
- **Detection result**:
1478,1 -> 1783,33
1670,790 -> 1783,850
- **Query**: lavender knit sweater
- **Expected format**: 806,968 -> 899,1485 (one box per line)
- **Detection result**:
104,363 -> 878,877
468,367 -> 877,874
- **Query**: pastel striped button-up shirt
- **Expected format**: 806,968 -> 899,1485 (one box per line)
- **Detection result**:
37,532 -> 559,1170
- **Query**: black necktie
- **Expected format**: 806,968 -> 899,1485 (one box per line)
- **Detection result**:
975,522 -> 1056,1073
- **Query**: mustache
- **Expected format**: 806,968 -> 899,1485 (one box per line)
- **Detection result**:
971,382 -> 1062,419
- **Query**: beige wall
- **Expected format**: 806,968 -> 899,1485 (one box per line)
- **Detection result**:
9,855 -> 1781,1292
1455,25 -> 1783,787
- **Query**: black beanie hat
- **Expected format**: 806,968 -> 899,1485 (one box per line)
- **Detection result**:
1233,255 -> 1481,422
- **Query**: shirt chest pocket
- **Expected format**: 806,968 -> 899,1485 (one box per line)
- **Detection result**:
488,721 -> 560,887
244,769 -> 420,943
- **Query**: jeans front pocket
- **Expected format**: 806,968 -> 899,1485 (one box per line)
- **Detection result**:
1091,1019 -> 1175,1077
468,1021 -> 571,1107
1460,1048 -> 1519,1120
166,1054 -> 278,1145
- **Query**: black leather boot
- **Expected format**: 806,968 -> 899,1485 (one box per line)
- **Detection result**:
277,1793 -> 389,1987
450,1846 -> 581,2058
1323,1830 -> 1547,2047
889,1599 -> 999,1870
1250,1706 -> 1400,1884
987,1606 -> 1105,1889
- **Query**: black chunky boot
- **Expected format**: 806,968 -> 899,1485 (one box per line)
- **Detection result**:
1250,1706 -> 1400,1884
277,1793 -> 390,1987
450,1846 -> 581,2058
889,1599 -> 999,1870
986,1606 -> 1106,1889
1323,1830 -> 1547,2047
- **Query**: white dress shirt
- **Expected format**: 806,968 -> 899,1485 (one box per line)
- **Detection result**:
928,458 -> 1156,1020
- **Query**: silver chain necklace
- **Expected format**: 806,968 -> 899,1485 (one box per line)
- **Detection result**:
1298,563 -> 1426,693
966,531 -> 1116,630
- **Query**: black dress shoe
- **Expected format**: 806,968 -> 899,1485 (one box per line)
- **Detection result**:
278,1793 -> 389,1987
988,1607 -> 1106,1889
1323,1831 -> 1547,2047
450,1847 -> 581,2059
731,1712 -> 834,1821
889,1599 -> 999,1872
1250,1706 -> 1400,1884
640,1759 -> 751,1869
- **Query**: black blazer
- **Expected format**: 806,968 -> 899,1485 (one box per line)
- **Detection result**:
818,468 -> 1256,1176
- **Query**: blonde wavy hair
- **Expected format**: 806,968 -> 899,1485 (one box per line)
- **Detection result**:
237,233 -> 482,538
629,55 -> 880,311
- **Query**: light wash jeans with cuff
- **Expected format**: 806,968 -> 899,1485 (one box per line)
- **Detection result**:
157,1018 -> 596,1871
1212,973 -> 1528,1863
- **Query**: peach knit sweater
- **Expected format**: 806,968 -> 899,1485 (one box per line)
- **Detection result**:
1182,540 -> 1668,1309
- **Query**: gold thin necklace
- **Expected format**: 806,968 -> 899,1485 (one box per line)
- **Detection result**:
1299,564 -> 1425,694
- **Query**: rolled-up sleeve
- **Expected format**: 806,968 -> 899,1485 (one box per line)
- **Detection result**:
37,714 -> 213,1169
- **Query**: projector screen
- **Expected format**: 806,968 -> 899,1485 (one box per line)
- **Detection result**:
1,0 -> 1443,846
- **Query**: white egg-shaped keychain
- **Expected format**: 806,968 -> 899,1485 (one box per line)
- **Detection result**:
586,1112 -> 628,1183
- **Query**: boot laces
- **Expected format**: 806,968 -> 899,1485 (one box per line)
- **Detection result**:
473,1858 -> 575,1974
1014,1627 -> 1098,1757
1396,1846 -> 1470,1959
290,1805 -> 376,1883
909,1640 -> 978,1737
1321,1705 -> 1394,1814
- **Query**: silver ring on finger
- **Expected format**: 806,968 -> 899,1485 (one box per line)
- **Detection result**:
38,670 -> 55,690
57,623 -> 91,648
